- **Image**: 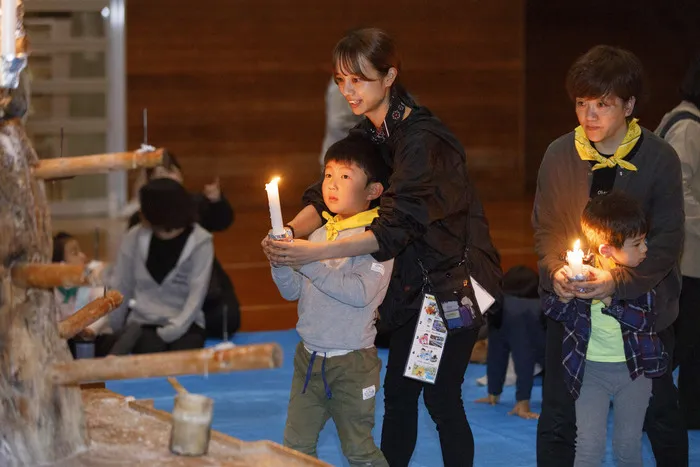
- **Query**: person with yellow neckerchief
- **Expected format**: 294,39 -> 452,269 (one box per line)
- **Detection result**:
270,132 -> 392,466
532,45 -> 686,466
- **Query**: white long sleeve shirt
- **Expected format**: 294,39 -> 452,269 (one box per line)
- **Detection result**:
657,101 -> 700,278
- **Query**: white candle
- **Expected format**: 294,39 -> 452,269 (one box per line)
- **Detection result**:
265,177 -> 285,236
566,239 -> 584,278
1,0 -> 16,57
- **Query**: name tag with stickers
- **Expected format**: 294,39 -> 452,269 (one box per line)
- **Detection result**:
362,385 -> 376,400
403,294 -> 448,384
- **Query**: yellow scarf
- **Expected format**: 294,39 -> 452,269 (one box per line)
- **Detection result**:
574,118 -> 641,171
322,207 -> 379,241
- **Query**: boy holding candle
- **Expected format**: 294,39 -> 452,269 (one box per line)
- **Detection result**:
532,45 -> 686,466
544,192 -> 668,466
270,132 -> 392,466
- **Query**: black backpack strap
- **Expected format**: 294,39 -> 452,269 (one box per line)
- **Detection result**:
658,111 -> 700,139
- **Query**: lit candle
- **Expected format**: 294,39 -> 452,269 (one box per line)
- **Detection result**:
566,239 -> 584,279
265,177 -> 285,236
1,0 -> 16,57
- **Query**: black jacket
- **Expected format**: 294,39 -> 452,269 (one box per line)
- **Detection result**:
304,107 -> 501,330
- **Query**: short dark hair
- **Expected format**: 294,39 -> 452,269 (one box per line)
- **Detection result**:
52,231 -> 74,262
566,45 -> 646,113
323,131 -> 391,190
502,265 -> 539,299
139,178 -> 195,231
146,149 -> 181,181
680,55 -> 700,109
581,192 -> 647,249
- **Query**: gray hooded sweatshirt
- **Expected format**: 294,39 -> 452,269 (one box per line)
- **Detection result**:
109,224 -> 213,343
271,225 -> 393,353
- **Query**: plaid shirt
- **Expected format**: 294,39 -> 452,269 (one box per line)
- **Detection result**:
544,291 -> 668,400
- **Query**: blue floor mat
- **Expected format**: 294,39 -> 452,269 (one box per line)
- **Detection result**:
106,329 -> 700,466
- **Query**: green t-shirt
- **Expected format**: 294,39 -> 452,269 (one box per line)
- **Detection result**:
586,300 -> 625,362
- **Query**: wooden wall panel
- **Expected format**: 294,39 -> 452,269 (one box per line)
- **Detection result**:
525,0 -> 700,191
126,0 -> 525,206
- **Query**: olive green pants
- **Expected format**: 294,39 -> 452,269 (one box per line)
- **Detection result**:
284,342 -> 388,467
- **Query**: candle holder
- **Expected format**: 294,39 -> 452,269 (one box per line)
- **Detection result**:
567,266 -> 589,282
268,227 -> 293,242
567,265 -> 591,293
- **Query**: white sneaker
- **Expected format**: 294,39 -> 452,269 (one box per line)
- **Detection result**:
476,355 -> 517,386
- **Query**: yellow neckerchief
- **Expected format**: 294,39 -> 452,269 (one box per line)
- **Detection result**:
574,118 -> 641,171
322,207 -> 379,241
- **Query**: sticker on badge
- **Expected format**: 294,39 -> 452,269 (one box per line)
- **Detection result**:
362,385 -> 376,400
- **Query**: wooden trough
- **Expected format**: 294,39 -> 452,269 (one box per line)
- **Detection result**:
49,386 -> 330,467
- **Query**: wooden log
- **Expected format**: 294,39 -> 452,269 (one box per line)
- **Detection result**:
0,115 -> 86,464
51,343 -> 283,385
32,148 -> 164,179
11,263 -> 92,288
58,290 -> 123,340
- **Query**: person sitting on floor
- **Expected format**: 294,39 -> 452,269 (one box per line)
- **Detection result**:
129,151 -> 240,340
53,231 -> 115,358
108,178 -> 213,353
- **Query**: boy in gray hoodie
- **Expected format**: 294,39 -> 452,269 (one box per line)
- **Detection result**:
109,178 -> 213,353
271,133 -> 392,467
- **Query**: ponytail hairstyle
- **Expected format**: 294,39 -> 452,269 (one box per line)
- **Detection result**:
332,28 -> 412,103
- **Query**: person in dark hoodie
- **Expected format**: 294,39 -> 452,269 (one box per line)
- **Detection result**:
109,178 -> 213,353
129,151 -> 240,339
475,265 -> 545,420
262,27 -> 502,467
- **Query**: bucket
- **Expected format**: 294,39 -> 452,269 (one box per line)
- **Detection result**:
73,339 -> 95,359
169,393 -> 213,456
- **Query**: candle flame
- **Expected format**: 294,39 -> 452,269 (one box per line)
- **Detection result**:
265,177 -> 280,189
573,239 -> 581,251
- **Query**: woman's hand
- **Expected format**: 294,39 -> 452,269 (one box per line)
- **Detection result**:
575,267 -> 615,301
261,237 -> 327,267
553,265 -> 576,300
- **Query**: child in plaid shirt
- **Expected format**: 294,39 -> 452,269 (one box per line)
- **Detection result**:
544,192 -> 668,467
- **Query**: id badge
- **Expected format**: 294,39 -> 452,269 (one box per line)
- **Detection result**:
403,294 -> 448,385
437,294 -> 480,331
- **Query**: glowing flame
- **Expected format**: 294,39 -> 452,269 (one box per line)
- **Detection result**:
265,177 -> 280,189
